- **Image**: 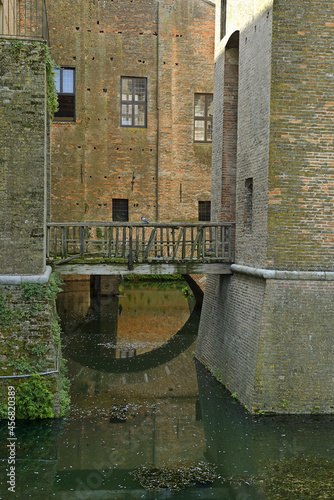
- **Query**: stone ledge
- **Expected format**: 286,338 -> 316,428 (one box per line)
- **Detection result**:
0,266 -> 52,285
231,264 -> 334,281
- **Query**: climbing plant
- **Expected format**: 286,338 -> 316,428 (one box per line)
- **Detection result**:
44,43 -> 59,117
15,374 -> 54,420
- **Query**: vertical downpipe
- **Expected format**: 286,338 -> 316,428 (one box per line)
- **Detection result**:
155,1 -> 160,222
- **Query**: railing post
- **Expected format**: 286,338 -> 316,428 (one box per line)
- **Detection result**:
182,227 -> 186,260
79,226 -> 84,257
46,225 -> 50,259
122,226 -> 127,258
128,226 -> 133,270
135,226 -> 139,261
61,226 -> 67,258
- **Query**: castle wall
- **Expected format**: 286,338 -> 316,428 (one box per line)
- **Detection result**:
0,40 -> 48,276
197,0 -> 334,414
268,0 -> 334,270
46,0 -> 215,224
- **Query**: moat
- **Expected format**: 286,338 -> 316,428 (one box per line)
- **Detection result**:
0,277 -> 333,499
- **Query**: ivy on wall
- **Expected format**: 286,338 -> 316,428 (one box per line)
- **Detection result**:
0,273 -> 70,420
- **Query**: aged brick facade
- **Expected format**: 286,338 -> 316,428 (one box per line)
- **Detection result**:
196,0 -> 334,414
46,0 -> 215,224
0,40 -> 48,276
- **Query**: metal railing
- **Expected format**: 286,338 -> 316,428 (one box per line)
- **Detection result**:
0,0 -> 49,43
46,222 -> 235,267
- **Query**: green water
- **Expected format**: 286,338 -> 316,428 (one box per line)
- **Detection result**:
0,278 -> 333,499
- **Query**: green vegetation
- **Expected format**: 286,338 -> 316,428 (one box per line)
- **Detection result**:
8,40 -> 58,117
58,359 -> 71,417
258,457 -> 334,499
0,293 -> 18,328
15,374 -> 54,420
0,273 -> 70,420
9,39 -> 25,56
44,44 -> 59,117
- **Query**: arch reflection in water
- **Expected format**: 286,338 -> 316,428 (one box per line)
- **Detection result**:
58,276 -> 199,373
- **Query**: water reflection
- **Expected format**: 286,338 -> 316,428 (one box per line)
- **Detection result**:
0,277 -> 333,499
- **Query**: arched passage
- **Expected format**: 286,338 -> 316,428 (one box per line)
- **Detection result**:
221,31 -> 239,225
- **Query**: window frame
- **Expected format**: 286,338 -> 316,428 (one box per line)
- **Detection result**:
120,77 -> 147,128
112,198 -> 129,222
54,67 -> 76,122
198,200 -> 211,222
194,93 -> 213,143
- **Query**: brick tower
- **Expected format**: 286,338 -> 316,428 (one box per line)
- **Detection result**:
196,0 -> 334,414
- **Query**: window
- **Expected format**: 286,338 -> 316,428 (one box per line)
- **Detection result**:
220,0 -> 227,40
198,201 -> 211,221
194,94 -> 213,143
112,199 -> 129,222
121,77 -> 147,127
54,68 -> 75,121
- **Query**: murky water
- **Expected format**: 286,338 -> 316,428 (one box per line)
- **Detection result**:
0,277 -> 333,499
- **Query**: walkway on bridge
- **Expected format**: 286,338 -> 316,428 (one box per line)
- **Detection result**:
47,222 -> 234,275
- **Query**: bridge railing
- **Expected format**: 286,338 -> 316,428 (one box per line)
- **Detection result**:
46,222 -> 234,266
0,0 -> 49,43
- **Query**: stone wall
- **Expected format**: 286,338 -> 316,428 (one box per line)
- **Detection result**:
46,0 -> 215,224
0,281 -> 62,417
0,40 -> 48,276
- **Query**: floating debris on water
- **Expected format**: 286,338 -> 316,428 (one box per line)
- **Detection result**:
131,460 -> 218,491
257,457 -> 334,499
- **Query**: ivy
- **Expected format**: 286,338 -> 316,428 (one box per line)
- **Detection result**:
15,374 -> 54,420
58,359 -> 71,417
9,39 -> 24,56
43,44 -> 59,117
47,272 -> 64,300
0,293 -> 18,328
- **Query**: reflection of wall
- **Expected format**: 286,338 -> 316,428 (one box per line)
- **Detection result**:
57,342 -> 204,472
117,287 -> 190,354
56,276 -> 91,330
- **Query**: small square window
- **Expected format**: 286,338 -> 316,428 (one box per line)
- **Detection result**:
54,68 -> 75,121
121,77 -> 147,128
112,199 -> 129,222
194,94 -> 213,143
198,201 -> 211,222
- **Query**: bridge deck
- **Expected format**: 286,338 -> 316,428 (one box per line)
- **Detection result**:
47,222 -> 234,274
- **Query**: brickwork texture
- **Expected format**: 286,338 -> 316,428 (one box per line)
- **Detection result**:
46,0 -> 215,224
197,0 -> 334,414
0,40 -> 48,275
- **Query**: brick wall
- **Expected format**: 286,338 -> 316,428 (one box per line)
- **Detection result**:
254,279 -> 334,413
197,0 -> 334,414
47,0 -> 215,224
0,40 -> 48,275
268,0 -> 334,271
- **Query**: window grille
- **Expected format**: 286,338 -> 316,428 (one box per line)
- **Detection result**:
121,77 -> 147,128
194,94 -> 213,143
112,199 -> 129,222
